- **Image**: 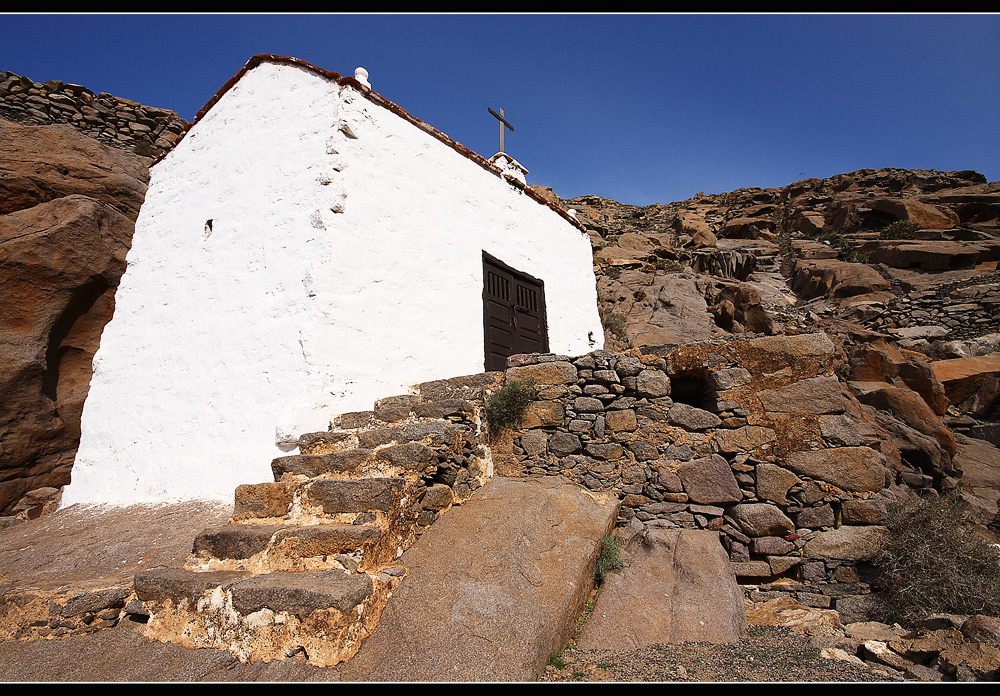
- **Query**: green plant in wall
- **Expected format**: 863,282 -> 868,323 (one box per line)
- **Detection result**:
484,378 -> 538,433
595,534 -> 624,583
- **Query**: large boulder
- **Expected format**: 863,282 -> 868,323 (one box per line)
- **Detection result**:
783,447 -> 889,493
0,119 -> 149,513
790,258 -> 892,300
338,477 -> 619,682
868,198 -> 960,229
933,353 -> 1000,406
868,240 -> 983,271
575,528 -> 746,649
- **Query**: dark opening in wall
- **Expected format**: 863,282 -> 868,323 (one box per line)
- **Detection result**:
670,372 -> 715,411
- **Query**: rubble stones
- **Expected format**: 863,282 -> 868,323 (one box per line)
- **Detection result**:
0,68 -> 188,159
716,426 -> 777,454
755,463 -> 801,506
636,370 -> 671,398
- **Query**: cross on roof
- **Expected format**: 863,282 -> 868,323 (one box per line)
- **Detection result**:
488,107 -> 514,153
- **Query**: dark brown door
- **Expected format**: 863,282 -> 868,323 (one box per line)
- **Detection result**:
483,253 -> 548,371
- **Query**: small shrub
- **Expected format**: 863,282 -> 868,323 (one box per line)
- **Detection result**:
880,220 -> 920,240
871,491 -> 1000,624
484,379 -> 538,433
845,250 -> 870,263
655,258 -> 681,272
547,651 -> 566,670
603,312 -> 628,344
595,534 -> 624,583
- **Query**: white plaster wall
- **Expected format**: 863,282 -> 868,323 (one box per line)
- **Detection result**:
64,61 -> 602,505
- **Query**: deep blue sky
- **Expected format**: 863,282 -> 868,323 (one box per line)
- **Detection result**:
3,13 -> 998,205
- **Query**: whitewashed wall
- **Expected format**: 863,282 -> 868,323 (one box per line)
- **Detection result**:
64,61 -> 603,505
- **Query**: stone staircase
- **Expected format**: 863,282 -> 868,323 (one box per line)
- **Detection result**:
132,372 -> 501,667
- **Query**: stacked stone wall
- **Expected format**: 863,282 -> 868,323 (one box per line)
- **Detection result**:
859,272 -> 1000,341
496,333 -> 897,618
0,69 -> 188,159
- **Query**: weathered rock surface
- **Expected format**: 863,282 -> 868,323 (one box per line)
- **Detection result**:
933,352 -> 1000,405
783,447 -> 889,493
337,476 -> 619,682
0,117 -> 149,514
575,528 -> 746,650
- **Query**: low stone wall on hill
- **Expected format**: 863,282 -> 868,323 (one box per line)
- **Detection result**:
494,333 -> 899,619
856,271 -> 1000,341
0,69 -> 188,159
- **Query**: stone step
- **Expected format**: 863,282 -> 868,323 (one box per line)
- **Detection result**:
271,448 -> 372,480
372,394 -> 422,423
228,569 -> 374,620
134,567 -> 252,605
303,478 -> 405,515
412,398 -> 477,420
134,567 -> 395,667
191,523 -> 381,564
297,430 -> 353,455
332,411 -> 376,430
413,371 -> 503,402
356,420 -> 465,450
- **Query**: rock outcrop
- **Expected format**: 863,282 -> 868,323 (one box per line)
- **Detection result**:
0,117 -> 151,515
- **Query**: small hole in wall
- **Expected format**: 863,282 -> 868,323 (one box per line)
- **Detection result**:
204,219 -> 213,239
670,373 -> 714,411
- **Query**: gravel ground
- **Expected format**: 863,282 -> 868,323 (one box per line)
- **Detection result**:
538,625 -> 897,682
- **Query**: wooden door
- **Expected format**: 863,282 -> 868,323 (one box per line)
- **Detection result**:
483,254 -> 548,371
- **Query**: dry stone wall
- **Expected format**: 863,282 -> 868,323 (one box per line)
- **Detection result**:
858,271 -> 1000,341
0,69 -> 188,159
496,333 -> 900,617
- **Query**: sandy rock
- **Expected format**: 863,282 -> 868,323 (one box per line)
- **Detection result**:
576,528 -> 746,650
0,118 -> 149,514
746,597 -> 842,634
849,381 -> 956,458
870,240 -> 982,271
790,258 -> 892,300
339,477 -> 619,682
961,615 -> 1000,645
869,198 -> 960,229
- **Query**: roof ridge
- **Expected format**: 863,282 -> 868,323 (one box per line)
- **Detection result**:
172,54 -> 586,233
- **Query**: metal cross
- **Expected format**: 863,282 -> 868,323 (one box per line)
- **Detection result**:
488,107 -> 514,153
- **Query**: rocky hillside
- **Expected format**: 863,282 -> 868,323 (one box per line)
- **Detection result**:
531,167 -> 1000,535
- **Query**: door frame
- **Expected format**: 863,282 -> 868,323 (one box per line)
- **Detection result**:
482,251 -> 549,371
